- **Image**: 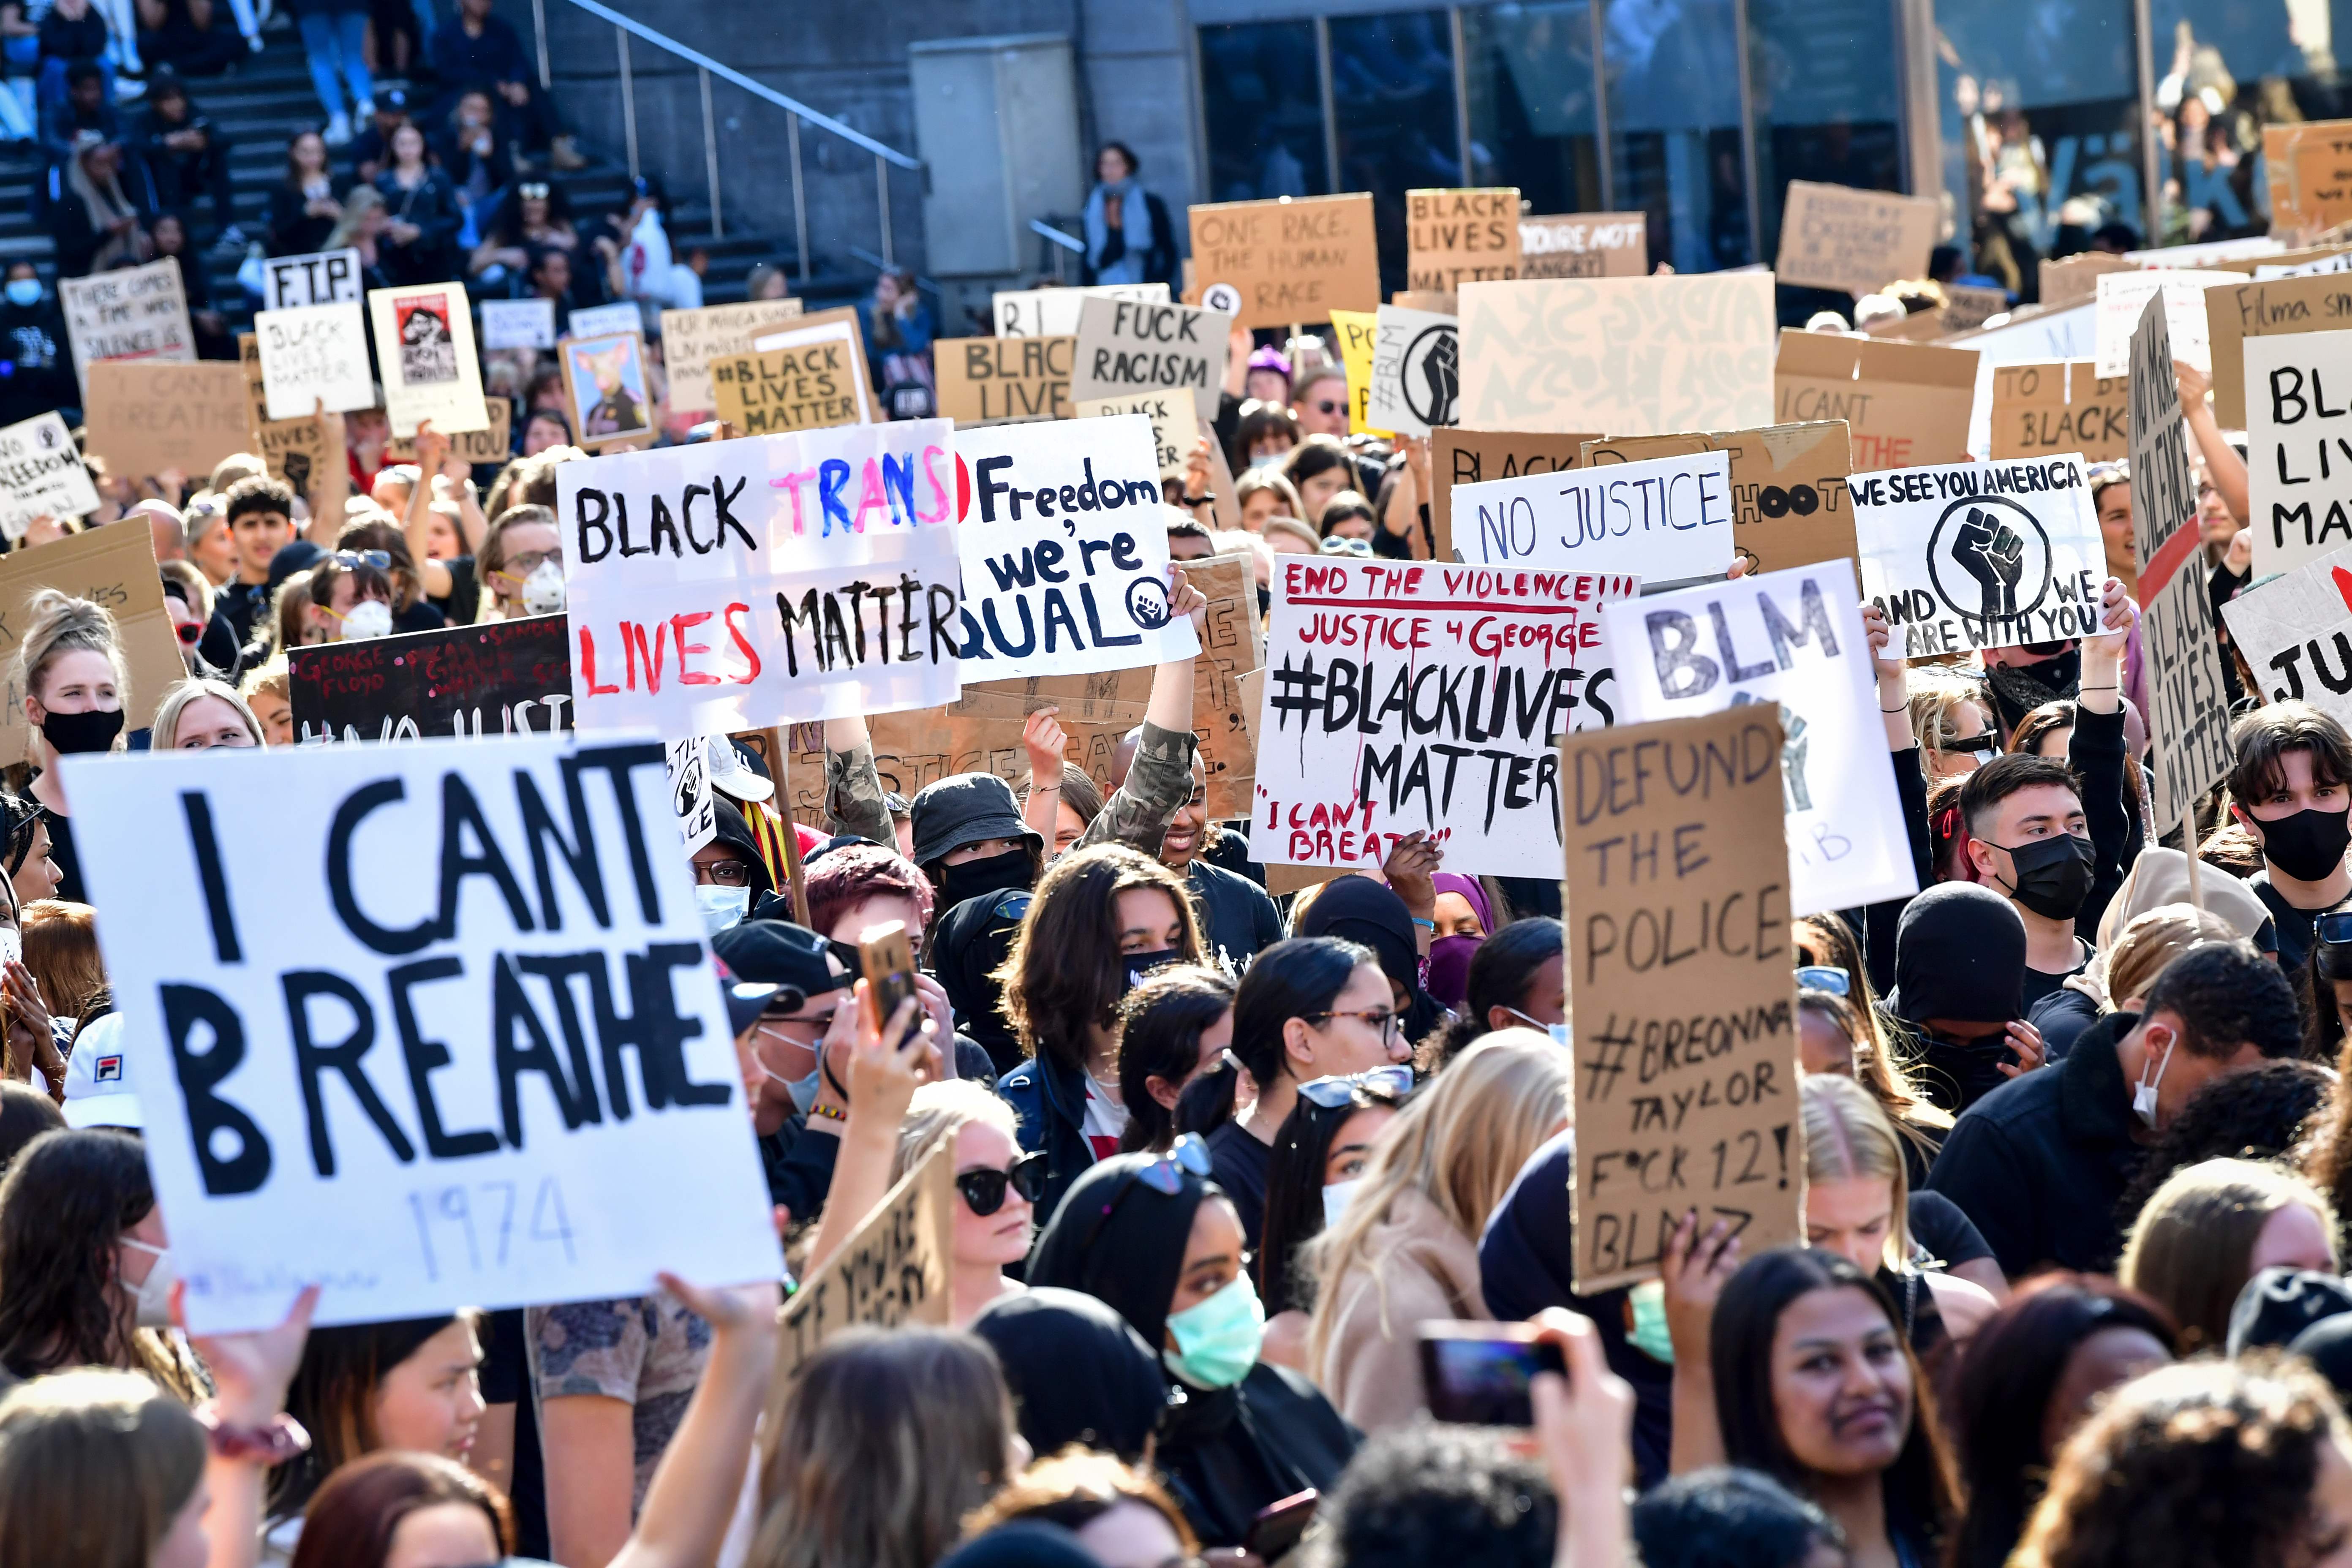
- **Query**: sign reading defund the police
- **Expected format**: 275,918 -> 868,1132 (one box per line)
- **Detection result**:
952,415 -> 1201,679
1855,455 -> 2105,654
1605,560 -> 1917,918
1254,555 -> 1633,878
556,420 -> 964,740
64,736 -> 782,1333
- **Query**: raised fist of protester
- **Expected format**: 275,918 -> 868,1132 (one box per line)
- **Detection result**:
1660,1209 -> 1743,1367
1952,507 -> 2025,621
413,419 -> 449,475
1167,565 -> 1208,635
1184,434 -> 1213,501
180,1279 -> 319,1424
2224,524 -> 2253,574
1862,600 -> 1904,695
2175,358 -> 2212,411
1382,830 -> 1443,922
1021,705 -> 1067,786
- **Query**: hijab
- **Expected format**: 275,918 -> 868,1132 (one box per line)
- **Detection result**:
1297,874 -> 1445,1042
1027,1151 -> 1206,1356
969,1287 -> 1167,1465
1423,873 -> 1493,1010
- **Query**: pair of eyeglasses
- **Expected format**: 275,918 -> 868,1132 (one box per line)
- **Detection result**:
1296,1063 -> 1413,1108
332,548 -> 390,571
695,859 -> 754,887
1075,1133 -> 1214,1257
1318,536 -> 1372,558
2318,912 -> 2352,947
1304,1007 -> 1402,1042
1312,398 -> 1343,415
505,547 -> 563,576
1795,964 -> 1850,996
517,182 -> 550,199
957,1151 -> 1048,1216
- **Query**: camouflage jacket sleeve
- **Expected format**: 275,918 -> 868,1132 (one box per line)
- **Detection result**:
1074,721 -> 1197,858
825,743 -> 894,847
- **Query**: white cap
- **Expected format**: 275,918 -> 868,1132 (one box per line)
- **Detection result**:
705,735 -> 773,804
62,1012 -> 141,1130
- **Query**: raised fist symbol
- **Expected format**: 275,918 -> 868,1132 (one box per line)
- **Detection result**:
1422,332 -> 1457,426
1952,508 -> 2025,623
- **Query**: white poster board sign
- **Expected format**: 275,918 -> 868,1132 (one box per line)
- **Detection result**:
368,283 -> 490,437
2091,270 -> 2230,376
1451,449 -> 1734,585
64,735 -> 784,1332
1366,303 -> 1459,438
255,302 -> 376,420
0,411 -> 100,538
260,248 -> 364,310
58,258 -> 195,392
665,736 -> 717,853
479,298 -> 558,352
1605,560 -> 1918,916
994,283 -> 1169,338
2246,327 -> 2352,578
569,302 -> 645,340
2223,542 -> 2352,719
1854,455 -> 2106,653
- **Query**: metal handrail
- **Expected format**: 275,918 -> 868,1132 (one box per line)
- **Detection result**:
1029,219 -> 1083,254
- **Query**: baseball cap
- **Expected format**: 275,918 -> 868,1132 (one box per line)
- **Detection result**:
62,1012 -> 139,1129
711,919 -> 851,1003
711,955 -> 799,1036
909,773 -> 1040,867
706,735 -> 774,804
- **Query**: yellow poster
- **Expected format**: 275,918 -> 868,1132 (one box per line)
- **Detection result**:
1331,309 -> 1389,438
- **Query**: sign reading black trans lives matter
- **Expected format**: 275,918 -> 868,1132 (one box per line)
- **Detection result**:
67,737 -> 783,1332
1854,454 -> 2106,654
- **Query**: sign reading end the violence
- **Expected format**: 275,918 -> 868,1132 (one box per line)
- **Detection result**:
1560,703 -> 1802,1294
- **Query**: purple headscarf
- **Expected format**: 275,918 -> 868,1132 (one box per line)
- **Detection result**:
1422,873 -> 1494,1010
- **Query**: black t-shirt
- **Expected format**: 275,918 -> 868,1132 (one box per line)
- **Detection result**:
2020,937 -> 2094,1013
1204,1118 -> 1273,1250
430,554 -> 481,626
43,807 -> 82,904
392,596 -> 446,635
1187,858 -> 1283,973
217,577 -> 270,649
2251,870 -> 2336,973
1908,1189 -> 1993,1271
479,1307 -> 549,1558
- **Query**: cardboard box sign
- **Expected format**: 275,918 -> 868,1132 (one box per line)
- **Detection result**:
659,299 -> 806,414
1582,422 -> 1855,574
1075,392 -> 1189,480
1773,181 -> 1941,297
0,524 -> 183,765
386,398 -> 513,466
2040,252 -> 2139,307
1518,213 -> 1647,278
1938,284 -> 2010,334
83,360 -> 256,479
2268,120 -> 2352,234
1429,430 -> 1595,561
934,336 -> 1074,427
710,338 -> 865,436
994,283 -> 1168,339
1069,297 -> 1233,419
59,258 -> 195,392
2205,271 -> 2352,428
1988,362 -> 2129,463
1774,330 -> 1979,471
1406,188 -> 1522,294
1184,192 -> 1381,329
774,1138 -> 953,1383
238,332 -> 330,495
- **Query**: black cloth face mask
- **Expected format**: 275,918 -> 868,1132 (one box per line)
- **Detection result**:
2254,806 -> 2352,884
40,707 -> 124,756
938,845 -> 1033,911
1991,832 -> 2094,921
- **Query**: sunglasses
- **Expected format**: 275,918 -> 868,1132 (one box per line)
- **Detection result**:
174,620 -> 202,646
332,548 -> 391,571
2319,912 -> 2352,947
517,182 -> 550,199
1943,732 -> 2000,756
957,1151 -> 1048,1216
1297,1063 -> 1413,1108
1795,964 -> 1850,996
1075,1133 -> 1213,1255
1312,398 -> 1343,415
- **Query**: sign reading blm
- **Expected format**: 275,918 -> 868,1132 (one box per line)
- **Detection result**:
64,735 -> 784,1332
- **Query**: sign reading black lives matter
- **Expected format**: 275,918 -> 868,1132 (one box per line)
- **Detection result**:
1854,454 -> 2106,655
65,737 -> 783,1332
1366,304 -> 1459,438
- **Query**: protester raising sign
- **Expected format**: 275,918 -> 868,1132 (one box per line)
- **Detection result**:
1366,304 -> 1459,439
1988,362 -> 2129,463
1253,556 -> 1631,878
1560,703 -> 1801,1293
664,735 -> 717,854
1329,310 -> 1386,437
1430,430 -> 1593,562
58,258 -> 195,392
1518,213 -> 1646,279
1184,193 -> 1380,329
254,301 -> 374,419
259,248 -> 364,310
0,412 -> 98,539
2222,542 -> 2352,719
556,420 -> 963,738
65,735 -> 783,1332
1854,455 -> 2106,653
951,414 -> 1201,678
2091,270 -> 2228,376
661,298 -> 806,414
237,332 -> 329,496
370,283 -> 491,437
83,362 -> 253,480
1070,297 -> 1233,419
1604,561 -> 1917,917
1074,392 -> 1187,480
773,1136 -> 953,1382
2245,327 -> 2352,577
1772,182 -> 1938,296
479,298 -> 557,353
290,615 -> 573,744
710,338 -> 866,436
1451,448 -> 1734,584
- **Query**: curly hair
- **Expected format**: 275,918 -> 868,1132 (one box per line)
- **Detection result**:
1313,1419 -> 1557,1568
2010,1355 -> 2347,1568
2121,1060 -> 2333,1231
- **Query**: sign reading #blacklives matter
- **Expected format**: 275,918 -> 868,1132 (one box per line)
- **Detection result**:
290,615 -> 573,744
557,421 -> 964,739
0,412 -> 98,539
1561,704 -> 1801,1293
1452,448 -> 1734,585
65,735 -> 783,1332
1253,555 -> 1631,879
1854,455 -> 2105,654
1605,560 -> 1917,918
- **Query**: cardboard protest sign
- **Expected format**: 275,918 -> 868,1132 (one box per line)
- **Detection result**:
2221,543 -> 2352,719
67,734 -> 782,1331
1407,188 -> 1521,294
1070,297 -> 1233,419
993,283 -> 1167,339
1185,552 -> 1262,822
710,337 -> 867,437
1452,448 -> 1734,584
237,332 -> 329,495
1254,555 -> 1631,877
556,421 -> 962,738
1184,193 -> 1380,329
1457,274 -> 1775,435
0,524 -> 194,764
660,299 -> 806,414
386,398 -> 512,468
1330,310 -> 1387,437
2245,327 -> 2352,578
2265,120 -> 2352,234
1518,213 -> 1647,278
83,361 -> 253,479
2129,297 -> 2234,826
773,1138 -> 952,1382
1606,561 -> 1916,916
2042,252 -> 2138,307
479,298 -> 556,352
2207,271 -> 2352,427
1583,423 -> 1855,575
1561,703 -> 1801,1292
1939,284 -> 2010,334
561,332 -> 656,451
259,248 -> 363,310
568,302 -> 644,340
1366,304 -> 1459,438
952,415 -> 1200,678
1075,392 -> 1187,480
1854,455 -> 2106,654
1988,361 -> 2128,462
1773,182 -> 1940,295
0,412 -> 98,538
2091,270 -> 2230,376
1431,430 -> 1593,563
934,336 -> 1074,427
255,301 -> 374,420
1774,331 -> 1978,471
289,614 -> 572,744
664,736 -> 717,853
2255,250 -> 2352,280
58,259 -> 194,392
748,310 -> 874,423
369,284 -> 490,438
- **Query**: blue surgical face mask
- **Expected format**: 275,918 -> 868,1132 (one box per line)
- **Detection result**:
1321,1179 -> 1360,1230
694,884 -> 748,936
751,1025 -> 825,1113
4,279 -> 41,308
1507,1007 -> 1570,1049
1626,1279 -> 1673,1364
1163,1272 -> 1265,1389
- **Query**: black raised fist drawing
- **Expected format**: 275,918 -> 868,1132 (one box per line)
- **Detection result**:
1422,332 -> 1457,427
1952,508 -> 2025,622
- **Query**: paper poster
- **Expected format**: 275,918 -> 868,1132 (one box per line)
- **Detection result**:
0,411 -> 99,539
64,735 -> 782,1332
561,332 -> 656,451
2245,327 -> 2352,579
1451,448 -> 1734,585
934,335 -> 1075,426
1772,182 -> 1939,296
59,258 -> 195,392
1606,560 -> 1917,916
660,299 -> 806,413
289,614 -> 571,744
479,298 -> 557,352
1329,309 -> 1387,437
710,337 -> 867,436
237,332 -> 329,496
774,1139 -> 951,1381
748,309 -> 874,425
1070,296 -> 1232,419
1075,391 -> 1188,480
1775,331 -> 1979,471
1562,703 -> 1801,1293
952,414 -> 1200,678
2255,250 -> 2352,280
1365,304 -> 1459,439
255,301 -> 374,420
259,248 -> 364,310
1854,455 -> 2107,653
1457,274 -> 1776,435
665,735 -> 717,854
369,284 -> 490,438
82,361 -> 253,479
1988,361 -> 2128,462
1584,423 -> 1855,575
568,301 -> 644,340
555,420 -> 963,737
2222,543 -> 2352,722
2091,270 -> 2231,377
1407,188 -> 1521,294
1254,555 -> 1631,877
1430,430 -> 1593,563
0,523 -> 197,765
993,283 -> 1168,339
1184,193 -> 1380,329
1518,213 -> 1647,279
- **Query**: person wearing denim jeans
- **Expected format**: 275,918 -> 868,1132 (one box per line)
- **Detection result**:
286,0 -> 370,145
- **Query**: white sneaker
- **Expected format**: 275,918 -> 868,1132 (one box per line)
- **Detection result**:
353,96 -> 373,118
324,112 -> 351,145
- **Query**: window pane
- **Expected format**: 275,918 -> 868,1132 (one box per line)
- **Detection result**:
2154,0 -> 2352,244
1602,0 -> 1752,270
1462,2 -> 1604,215
1746,0 -> 1905,261
1200,21 -> 1330,204
1329,11 -> 1462,297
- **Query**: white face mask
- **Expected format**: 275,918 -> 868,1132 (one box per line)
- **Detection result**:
694,884 -> 748,937
339,599 -> 394,641
521,558 -> 566,615
1321,1179 -> 1361,1229
120,1239 -> 175,1328
2133,1030 -> 2178,1128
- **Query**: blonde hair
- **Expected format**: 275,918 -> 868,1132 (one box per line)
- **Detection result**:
1304,1030 -> 1571,1372
2099,904 -> 2240,1011
158,559 -> 212,625
150,678 -> 264,750
0,1368 -> 204,1568
890,1080 -> 1018,1187
240,652 -> 291,710
1908,669 -> 1990,757
1802,1073 -> 1911,1268
2121,1157 -> 2340,1354
12,590 -> 128,724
